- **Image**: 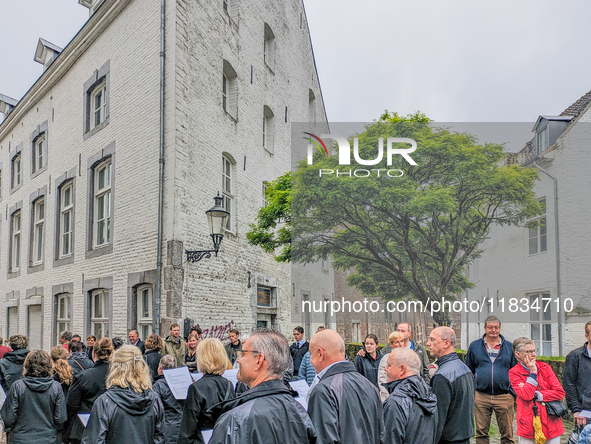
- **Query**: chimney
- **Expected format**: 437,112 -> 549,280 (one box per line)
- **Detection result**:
34,38 -> 63,71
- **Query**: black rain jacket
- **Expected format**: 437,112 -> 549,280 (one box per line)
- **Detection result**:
382,374 -> 438,444
177,374 -> 235,444
564,343 -> 591,414
153,378 -> 184,444
308,361 -> 384,444
0,376 -> 67,444
81,385 -> 164,444
209,378 -> 317,444
0,349 -> 30,392
354,349 -> 384,388
143,350 -> 163,382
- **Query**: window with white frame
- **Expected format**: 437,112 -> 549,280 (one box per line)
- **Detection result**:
91,82 -> 107,130
262,182 -> 269,207
222,73 -> 228,112
263,23 -> 276,71
537,127 -> 548,154
11,211 -> 21,271
56,293 -> 71,345
222,155 -> 233,231
528,197 -> 547,255
263,106 -> 274,153
530,293 -> 552,356
91,289 -> 109,339
12,154 -> 21,188
94,160 -> 112,247
33,198 -> 45,264
60,183 -> 73,257
222,60 -> 237,119
32,135 -> 44,174
137,285 -> 153,340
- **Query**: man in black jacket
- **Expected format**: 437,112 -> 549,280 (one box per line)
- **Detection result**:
290,326 -> 309,378
0,334 -> 30,392
382,348 -> 438,444
128,329 -> 145,354
308,329 -> 384,444
427,326 -> 475,444
564,321 -> 591,428
465,316 -> 517,444
209,329 -> 316,443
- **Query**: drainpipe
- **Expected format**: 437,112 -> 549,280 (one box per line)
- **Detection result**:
155,0 -> 165,335
532,161 -> 562,356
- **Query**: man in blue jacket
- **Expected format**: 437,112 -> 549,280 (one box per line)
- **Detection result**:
465,316 -> 517,444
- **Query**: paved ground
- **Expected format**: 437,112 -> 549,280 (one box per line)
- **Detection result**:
469,414 -> 576,444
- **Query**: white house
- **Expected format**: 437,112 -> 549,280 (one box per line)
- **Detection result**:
0,0 -> 332,349
461,90 -> 591,356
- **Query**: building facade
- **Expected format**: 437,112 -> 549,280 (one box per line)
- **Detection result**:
461,91 -> 591,355
0,0 -> 330,349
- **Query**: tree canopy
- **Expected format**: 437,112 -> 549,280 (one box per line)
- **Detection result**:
291,114 -> 543,323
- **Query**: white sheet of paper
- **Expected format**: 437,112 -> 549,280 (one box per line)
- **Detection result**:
201,429 -> 213,443
163,366 -> 193,400
579,410 -> 591,418
289,380 -> 310,399
0,384 -> 6,408
191,372 -> 204,382
294,396 -> 308,411
222,369 -> 239,388
78,413 -> 91,427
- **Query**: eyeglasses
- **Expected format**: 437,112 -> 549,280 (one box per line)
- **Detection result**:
236,349 -> 260,359
485,326 -> 500,330
523,349 -> 537,355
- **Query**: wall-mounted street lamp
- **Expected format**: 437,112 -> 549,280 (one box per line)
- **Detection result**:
185,193 -> 229,263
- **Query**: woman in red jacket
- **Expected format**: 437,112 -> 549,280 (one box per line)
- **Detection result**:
509,337 -> 565,444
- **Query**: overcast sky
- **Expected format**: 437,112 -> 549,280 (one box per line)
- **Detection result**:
1,1 -> 591,125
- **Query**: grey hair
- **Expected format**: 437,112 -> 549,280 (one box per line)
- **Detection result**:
390,348 -> 421,375
248,329 -> 292,379
484,316 -> 501,327
159,355 -> 177,370
512,337 -> 535,354
440,328 -> 456,347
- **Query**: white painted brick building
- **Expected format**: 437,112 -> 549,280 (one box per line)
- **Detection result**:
0,0 -> 331,349
461,91 -> 591,356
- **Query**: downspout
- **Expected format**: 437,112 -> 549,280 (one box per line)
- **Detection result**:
532,161 -> 562,356
155,0 -> 165,335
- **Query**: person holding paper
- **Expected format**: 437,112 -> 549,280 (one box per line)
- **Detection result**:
153,356 -> 184,444
209,329 -> 317,443
178,338 -> 235,444
308,329 -> 383,444
0,349 -> 67,444
65,337 -> 114,444
81,345 -> 164,444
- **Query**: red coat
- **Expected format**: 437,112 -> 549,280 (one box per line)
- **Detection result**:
509,361 -> 565,439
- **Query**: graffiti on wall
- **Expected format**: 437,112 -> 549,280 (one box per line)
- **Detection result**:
196,320 -> 235,342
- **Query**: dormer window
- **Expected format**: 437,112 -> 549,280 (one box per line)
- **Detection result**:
33,38 -> 62,71
536,126 -> 548,154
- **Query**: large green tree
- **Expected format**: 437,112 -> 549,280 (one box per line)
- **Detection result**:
291,112 -> 543,323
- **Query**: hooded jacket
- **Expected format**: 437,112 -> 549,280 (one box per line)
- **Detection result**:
0,349 -> 30,392
162,335 -> 187,366
153,378 -> 184,444
68,351 -> 95,376
509,361 -> 565,440
65,359 -> 110,441
430,352 -> 475,444
177,374 -> 235,444
465,334 -> 517,395
308,361 -> 384,444
81,385 -> 164,444
208,378 -> 317,444
0,376 -> 67,444
354,349 -> 384,388
382,374 -> 438,444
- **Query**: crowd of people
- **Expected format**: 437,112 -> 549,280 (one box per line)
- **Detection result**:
0,317 -> 589,443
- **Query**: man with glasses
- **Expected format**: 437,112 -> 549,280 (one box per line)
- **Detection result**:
427,326 -> 474,444
465,316 -> 517,444
210,329 -> 317,443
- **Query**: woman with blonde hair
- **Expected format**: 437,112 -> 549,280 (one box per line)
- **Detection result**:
51,346 -> 73,397
82,345 -> 164,443
377,331 -> 406,402
177,338 -> 235,444
0,349 -> 67,443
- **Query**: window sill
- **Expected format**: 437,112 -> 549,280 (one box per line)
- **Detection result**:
223,110 -> 238,123
528,251 -> 548,257
86,242 -> 113,259
264,62 -> 275,75
83,117 -> 109,141
7,269 -> 21,279
30,165 -> 48,180
28,262 -> 45,274
54,254 -> 75,268
9,183 -> 23,195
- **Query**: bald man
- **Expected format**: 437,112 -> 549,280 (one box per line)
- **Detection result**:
308,329 -> 384,444
427,327 -> 475,444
